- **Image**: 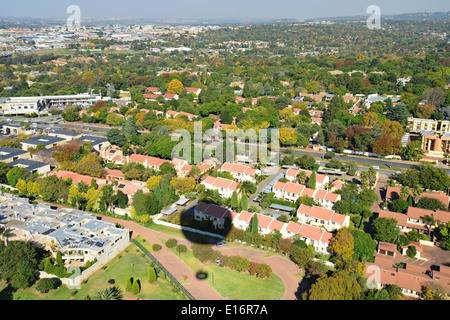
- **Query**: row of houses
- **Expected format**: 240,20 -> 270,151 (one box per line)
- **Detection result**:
378,207 -> 450,234
100,145 -> 216,178
363,241 -> 450,298
194,202 -> 335,254
272,180 -> 341,210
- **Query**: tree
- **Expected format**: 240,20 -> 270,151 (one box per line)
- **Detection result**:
373,134 -> 401,156
240,194 -> 248,211
0,161 -> 10,183
176,244 -> 187,255
147,267 -> 157,283
303,271 -> 362,300
360,167 -> 377,190
230,191 -> 239,210
372,217 -> 400,243
296,153 -> 315,170
122,117 -> 138,139
386,103 -> 409,125
330,228 -> 354,261
279,128 -> 297,146
422,283 -> 448,300
146,175 -> 162,192
107,128 -> 127,147
15,179 -> 28,194
0,240 -> 39,289
402,140 -> 424,161
350,229 -> 377,263
422,214 -> 440,241
36,278 -> 61,293
421,87 -> 446,108
132,190 -> 161,218
6,167 -> 28,187
76,153 -> 105,178
167,79 -> 184,94
38,175 -> 68,202
132,279 -> 140,295
417,197 -> 447,211
250,214 -> 259,233
297,170 -> 308,185
307,171 -> 316,189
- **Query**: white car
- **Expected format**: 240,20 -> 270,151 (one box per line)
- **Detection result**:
372,166 -> 380,170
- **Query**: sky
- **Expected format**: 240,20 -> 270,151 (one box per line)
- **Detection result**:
2,0 -> 449,20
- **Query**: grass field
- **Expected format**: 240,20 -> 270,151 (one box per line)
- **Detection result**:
164,241 -> 285,300
0,237 -> 187,300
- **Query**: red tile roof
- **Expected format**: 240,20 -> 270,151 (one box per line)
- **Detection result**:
221,163 -> 257,176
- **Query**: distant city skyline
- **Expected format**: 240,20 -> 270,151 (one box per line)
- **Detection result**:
2,0 -> 449,21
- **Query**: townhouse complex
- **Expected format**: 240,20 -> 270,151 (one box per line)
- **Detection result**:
0,197 -> 130,268
194,201 -> 348,254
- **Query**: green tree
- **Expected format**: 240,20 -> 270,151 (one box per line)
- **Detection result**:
125,277 -> 133,292
230,191 -> 239,210
307,171 -> 317,189
132,279 -> 140,295
6,167 -> 28,187
240,194 -> 248,211
372,217 -> 400,243
250,214 -> 259,233
0,240 -> 39,289
303,271 -> 362,300
147,267 -> 157,283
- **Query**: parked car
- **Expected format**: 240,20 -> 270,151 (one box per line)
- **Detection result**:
216,241 -> 228,248
372,166 -> 380,170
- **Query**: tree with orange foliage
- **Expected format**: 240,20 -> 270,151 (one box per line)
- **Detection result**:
51,140 -> 81,163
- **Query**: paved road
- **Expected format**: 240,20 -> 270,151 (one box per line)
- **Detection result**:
282,147 -> 450,174
99,215 -> 304,300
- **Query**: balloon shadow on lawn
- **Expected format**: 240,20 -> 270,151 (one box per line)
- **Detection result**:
178,205 -> 233,245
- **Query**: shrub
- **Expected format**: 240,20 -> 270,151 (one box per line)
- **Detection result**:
166,238 -> 178,248
176,244 -> 187,255
256,264 -> 272,278
249,262 -> 259,276
132,280 -> 140,295
147,267 -> 157,283
36,278 -> 61,293
152,244 -> 162,252
125,277 -> 133,292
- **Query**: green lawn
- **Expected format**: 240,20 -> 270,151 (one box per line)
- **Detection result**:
0,239 -> 187,300
168,246 -> 285,300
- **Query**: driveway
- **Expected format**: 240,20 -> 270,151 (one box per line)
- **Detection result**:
100,215 -> 303,300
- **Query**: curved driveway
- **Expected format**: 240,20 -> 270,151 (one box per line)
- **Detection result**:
100,216 -> 303,300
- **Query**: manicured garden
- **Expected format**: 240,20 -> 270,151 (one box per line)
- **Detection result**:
0,237 -> 187,300
161,238 -> 285,300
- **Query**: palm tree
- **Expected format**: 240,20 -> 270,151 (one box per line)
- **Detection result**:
240,181 -> 256,196
400,186 -> 410,200
412,185 -> 424,206
94,286 -> 123,300
422,214 -> 440,242
297,171 -> 308,185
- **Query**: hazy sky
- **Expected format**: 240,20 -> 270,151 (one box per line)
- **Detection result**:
2,0 -> 449,20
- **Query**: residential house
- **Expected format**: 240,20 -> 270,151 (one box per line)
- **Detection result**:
193,202 -> 237,229
296,204 -> 350,231
273,180 -> 340,210
285,168 -> 329,189
219,162 -> 260,182
201,175 -> 239,199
